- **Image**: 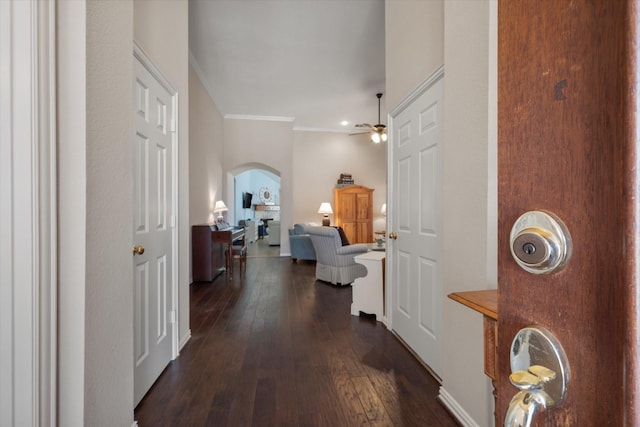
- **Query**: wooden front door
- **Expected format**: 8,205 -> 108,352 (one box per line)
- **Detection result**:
497,1 -> 637,424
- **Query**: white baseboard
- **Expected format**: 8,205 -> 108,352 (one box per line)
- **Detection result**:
131,421 -> 139,427
438,387 -> 480,427
179,329 -> 191,352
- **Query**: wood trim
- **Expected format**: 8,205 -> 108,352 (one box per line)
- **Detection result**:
624,2 -> 640,423
39,2 -> 57,423
388,65 -> 445,118
447,290 -> 497,320
0,1 -> 57,424
254,204 -> 280,212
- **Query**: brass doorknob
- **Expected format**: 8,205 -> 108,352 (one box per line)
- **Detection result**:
132,245 -> 145,255
389,232 -> 398,240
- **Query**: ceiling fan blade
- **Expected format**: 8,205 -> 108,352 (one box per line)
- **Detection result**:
354,123 -> 373,129
349,131 -> 370,136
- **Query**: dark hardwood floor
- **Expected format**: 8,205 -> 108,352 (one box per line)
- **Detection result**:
134,256 -> 458,427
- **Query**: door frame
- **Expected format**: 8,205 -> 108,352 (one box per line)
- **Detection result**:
0,0 -> 57,424
385,65 -> 445,333
133,43 -> 180,360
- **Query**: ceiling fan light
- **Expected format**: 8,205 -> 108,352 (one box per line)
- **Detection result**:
371,132 -> 381,143
381,132 -> 388,142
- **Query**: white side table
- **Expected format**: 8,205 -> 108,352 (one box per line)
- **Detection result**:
352,250 -> 386,324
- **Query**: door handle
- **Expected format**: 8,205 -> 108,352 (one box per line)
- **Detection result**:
505,326 -> 570,427
132,245 -> 145,255
388,232 -> 398,240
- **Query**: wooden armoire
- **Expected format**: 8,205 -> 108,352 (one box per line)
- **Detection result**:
333,185 -> 374,244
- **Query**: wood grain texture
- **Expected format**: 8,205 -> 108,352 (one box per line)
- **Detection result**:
448,290 -> 497,320
334,185 -> 374,244
134,257 -> 457,426
498,1 -> 634,424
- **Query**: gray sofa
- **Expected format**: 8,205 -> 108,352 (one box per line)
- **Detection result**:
288,224 -> 316,262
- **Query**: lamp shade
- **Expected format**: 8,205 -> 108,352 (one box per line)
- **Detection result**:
213,200 -> 228,213
317,202 -> 333,215
381,203 -> 387,216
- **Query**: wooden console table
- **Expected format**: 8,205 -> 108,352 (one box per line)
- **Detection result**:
448,290 -> 498,423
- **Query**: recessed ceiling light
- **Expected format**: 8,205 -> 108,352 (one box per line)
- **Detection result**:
340,120 -> 349,126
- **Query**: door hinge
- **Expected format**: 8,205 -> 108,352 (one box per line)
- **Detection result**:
170,118 -> 176,133
170,215 -> 176,228
169,310 -> 176,324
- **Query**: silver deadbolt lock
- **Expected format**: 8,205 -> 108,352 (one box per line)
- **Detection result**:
510,211 -> 571,274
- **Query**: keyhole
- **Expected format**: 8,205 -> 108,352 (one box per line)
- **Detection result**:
523,243 -> 536,255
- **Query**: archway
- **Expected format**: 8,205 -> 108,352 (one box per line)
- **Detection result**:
226,163 -> 283,257
226,162 -> 280,224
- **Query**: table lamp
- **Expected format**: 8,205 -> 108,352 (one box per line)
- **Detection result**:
213,200 -> 228,225
317,202 -> 333,226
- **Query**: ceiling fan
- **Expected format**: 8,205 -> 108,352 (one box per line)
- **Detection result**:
352,93 -> 387,143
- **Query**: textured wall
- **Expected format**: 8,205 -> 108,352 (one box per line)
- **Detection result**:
134,0 -> 191,347
385,1 -> 444,109
442,2 -> 496,425
385,1 -> 497,425
57,0 -> 135,424
188,66 -> 224,280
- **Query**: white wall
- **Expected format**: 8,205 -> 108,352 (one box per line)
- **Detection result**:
442,2 -> 496,425
57,0 -> 87,423
385,0 -> 444,110
58,0 -> 134,425
385,1 -> 497,426
134,0 -> 191,347
223,118 -> 294,255
189,65 -> 224,280
292,131 -> 387,232
57,1 -> 190,424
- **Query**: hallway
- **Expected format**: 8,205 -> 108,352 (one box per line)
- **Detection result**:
134,256 -> 457,426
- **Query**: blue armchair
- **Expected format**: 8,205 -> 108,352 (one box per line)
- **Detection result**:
289,224 -> 316,262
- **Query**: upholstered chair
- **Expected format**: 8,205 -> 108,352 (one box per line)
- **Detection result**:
306,226 -> 369,285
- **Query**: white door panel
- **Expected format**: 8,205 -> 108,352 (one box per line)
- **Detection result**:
133,53 -> 175,405
389,72 -> 444,376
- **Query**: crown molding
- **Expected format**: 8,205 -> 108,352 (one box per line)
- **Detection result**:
224,114 -> 295,122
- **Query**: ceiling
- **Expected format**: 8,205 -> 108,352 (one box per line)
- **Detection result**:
189,0 -> 386,133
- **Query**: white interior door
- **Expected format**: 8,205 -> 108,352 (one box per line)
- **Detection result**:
388,71 -> 444,377
133,52 -> 176,405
